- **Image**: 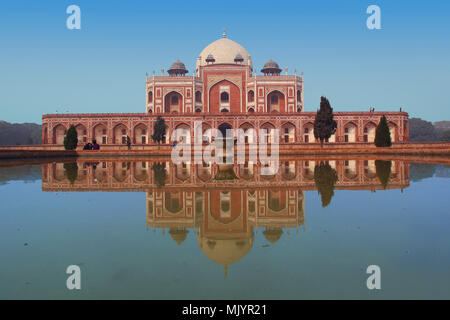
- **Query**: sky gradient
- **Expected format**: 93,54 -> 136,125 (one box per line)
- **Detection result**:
0,0 -> 449,123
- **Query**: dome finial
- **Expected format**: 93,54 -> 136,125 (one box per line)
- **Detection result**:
223,28 -> 226,38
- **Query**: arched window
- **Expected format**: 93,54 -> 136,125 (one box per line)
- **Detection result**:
248,90 -> 254,102
195,91 -> 202,103
148,91 -> 153,103
221,92 -> 229,102
171,95 -> 178,105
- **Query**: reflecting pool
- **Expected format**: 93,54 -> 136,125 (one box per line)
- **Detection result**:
0,158 -> 449,299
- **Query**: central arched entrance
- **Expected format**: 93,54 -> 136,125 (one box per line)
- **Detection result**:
164,91 -> 183,113
218,123 -> 232,138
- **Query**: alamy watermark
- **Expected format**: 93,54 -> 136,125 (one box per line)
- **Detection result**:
367,5 -> 381,30
66,5 -> 81,30
366,265 -> 381,290
66,265 -> 81,290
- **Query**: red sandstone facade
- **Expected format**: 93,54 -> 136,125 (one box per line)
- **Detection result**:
41,34 -> 409,146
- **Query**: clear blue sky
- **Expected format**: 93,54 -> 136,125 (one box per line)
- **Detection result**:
0,0 -> 449,123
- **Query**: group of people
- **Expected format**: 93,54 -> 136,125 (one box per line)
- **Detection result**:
83,139 -> 101,150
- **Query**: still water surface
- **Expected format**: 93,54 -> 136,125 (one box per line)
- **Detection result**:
0,158 -> 449,299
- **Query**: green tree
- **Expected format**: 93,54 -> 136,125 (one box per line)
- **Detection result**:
63,125 -> 78,150
375,115 -> 392,147
152,116 -> 166,149
63,162 -> 78,185
314,162 -> 338,207
314,96 -> 337,147
375,160 -> 391,189
440,130 -> 450,142
152,162 -> 167,188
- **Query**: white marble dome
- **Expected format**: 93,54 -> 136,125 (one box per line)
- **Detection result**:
196,37 -> 252,71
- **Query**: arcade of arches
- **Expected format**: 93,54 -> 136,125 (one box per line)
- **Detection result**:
43,115 -> 407,146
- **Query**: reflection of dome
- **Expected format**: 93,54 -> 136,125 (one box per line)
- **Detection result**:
198,233 -> 253,276
168,60 -> 188,76
263,228 -> 283,244
169,228 -> 189,245
197,36 -> 252,71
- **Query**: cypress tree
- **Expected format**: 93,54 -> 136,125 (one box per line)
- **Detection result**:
63,162 -> 78,185
126,135 -> 131,150
63,125 -> 78,150
375,160 -> 391,189
375,115 -> 392,147
152,162 -> 167,188
314,162 -> 338,207
314,96 -> 337,147
152,116 -> 166,149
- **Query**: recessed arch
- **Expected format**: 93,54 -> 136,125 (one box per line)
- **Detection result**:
267,90 -> 286,113
364,121 -> 377,143
281,122 -> 296,143
113,123 -> 128,144
93,123 -> 108,145
113,162 -> 128,182
164,192 -> 184,214
164,91 -> 183,114
281,161 -> 296,180
260,122 -> 276,144
344,160 -> 358,180
133,162 -> 149,182
174,122 -> 191,144
75,124 -> 87,144
209,80 -> 241,113
239,122 -> 256,144
133,123 -> 148,144
344,121 -> 358,143
218,122 -> 232,138
303,122 -> 314,143
52,124 -> 66,145
388,121 -> 398,142
267,190 -> 287,212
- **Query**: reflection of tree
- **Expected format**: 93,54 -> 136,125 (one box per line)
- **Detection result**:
314,162 -> 338,207
63,162 -> 78,185
375,160 -> 391,189
152,162 -> 167,188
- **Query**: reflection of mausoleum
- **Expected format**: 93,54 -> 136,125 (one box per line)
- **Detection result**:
42,159 -> 409,275
146,189 -> 305,275
42,159 -> 410,192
